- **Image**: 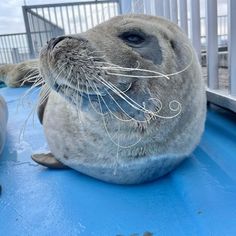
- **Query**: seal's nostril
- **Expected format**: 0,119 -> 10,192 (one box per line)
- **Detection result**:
48,36 -> 69,49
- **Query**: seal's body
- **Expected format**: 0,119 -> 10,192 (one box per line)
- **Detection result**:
36,14 -> 206,184
0,15 -> 206,184
0,95 -> 8,154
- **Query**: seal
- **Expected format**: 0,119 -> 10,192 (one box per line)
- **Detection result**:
0,95 -> 8,154
1,14 -> 207,184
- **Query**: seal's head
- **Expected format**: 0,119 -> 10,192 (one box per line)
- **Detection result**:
39,14 -> 206,184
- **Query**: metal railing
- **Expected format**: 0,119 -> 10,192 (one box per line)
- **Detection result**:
0,0 -> 120,63
0,33 -> 30,64
22,0 -> 120,58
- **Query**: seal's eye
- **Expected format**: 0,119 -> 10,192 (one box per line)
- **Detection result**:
125,34 -> 144,44
120,32 -> 145,46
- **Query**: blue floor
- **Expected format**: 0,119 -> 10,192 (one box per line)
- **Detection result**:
0,87 -> 236,236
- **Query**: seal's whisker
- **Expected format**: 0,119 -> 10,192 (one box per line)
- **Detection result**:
94,75 -> 182,120
99,101 -> 142,149
98,77 -> 159,117
98,85 -> 159,123
51,62 -> 69,87
84,76 -> 107,116
18,62 -> 66,140
20,74 -> 41,84
87,50 -> 105,56
89,79 -> 143,148
37,86 -> 51,107
100,88 -> 134,122
19,67 -> 41,85
19,79 -> 44,109
105,71 -> 170,79
94,75 -> 149,113
75,77 -> 83,120
95,43 -> 193,79
91,81 -> 136,122
89,77 -> 134,122
20,70 -> 40,80
96,65 -> 170,80
113,122 -> 120,175
18,85 -> 45,142
18,65 -> 38,71
87,55 -> 106,60
64,65 -> 74,95
91,75 -> 153,123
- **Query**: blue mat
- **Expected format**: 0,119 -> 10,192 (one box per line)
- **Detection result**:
0,87 -> 236,236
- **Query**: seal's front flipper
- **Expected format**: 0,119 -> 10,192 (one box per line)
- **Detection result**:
32,153 -> 68,169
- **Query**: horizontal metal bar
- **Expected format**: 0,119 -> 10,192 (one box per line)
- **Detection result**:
23,0 -> 119,10
0,33 -> 27,37
207,89 -> 236,113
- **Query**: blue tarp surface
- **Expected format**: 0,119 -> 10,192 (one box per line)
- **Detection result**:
0,87 -> 236,236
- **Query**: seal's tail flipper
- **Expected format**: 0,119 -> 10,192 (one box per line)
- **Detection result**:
32,153 -> 69,169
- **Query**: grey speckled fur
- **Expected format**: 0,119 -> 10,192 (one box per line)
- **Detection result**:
39,14 -> 206,184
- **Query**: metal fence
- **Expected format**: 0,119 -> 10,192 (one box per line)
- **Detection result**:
23,0 -> 120,58
0,33 -> 30,64
0,0 -> 120,64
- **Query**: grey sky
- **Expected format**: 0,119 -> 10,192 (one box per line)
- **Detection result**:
0,0 -> 228,35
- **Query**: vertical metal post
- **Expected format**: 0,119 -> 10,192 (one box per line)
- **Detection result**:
150,0 -> 156,15
190,0 -> 201,60
133,0 -> 144,14
206,0 -> 218,90
164,0 -> 170,19
72,6 -> 77,33
35,9 -> 43,47
78,5 -> 83,32
22,6 -> 35,58
144,0 -> 152,15
170,0 -> 178,23
66,6 -> 71,34
120,0 -> 132,14
0,38 -> 7,63
179,0 -> 188,35
228,0 -> 236,95
107,2 -> 111,18
154,0 -> 164,17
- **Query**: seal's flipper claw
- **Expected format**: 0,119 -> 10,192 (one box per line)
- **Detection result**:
32,153 -> 68,169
